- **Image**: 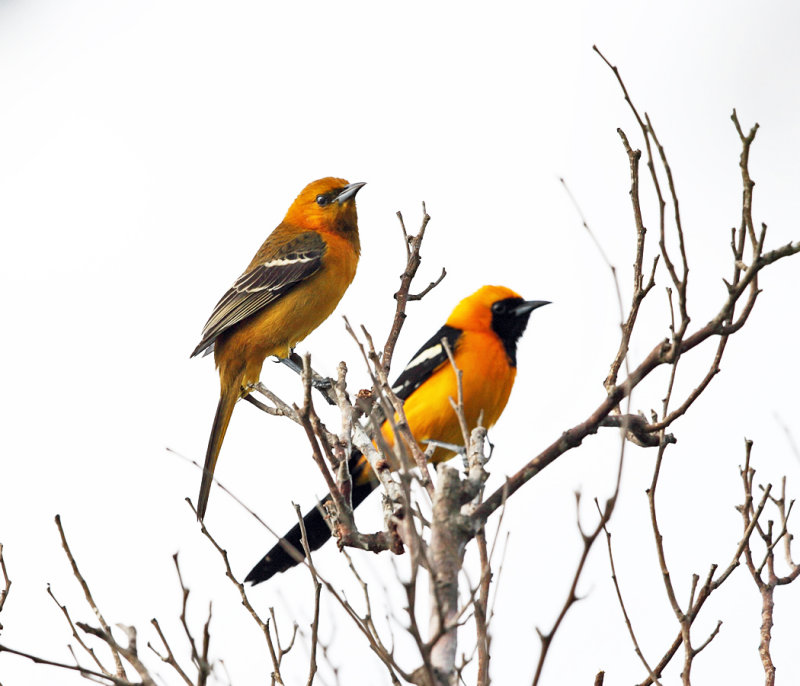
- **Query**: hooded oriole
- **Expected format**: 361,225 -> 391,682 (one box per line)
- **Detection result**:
245,285 -> 549,584
191,177 -> 366,520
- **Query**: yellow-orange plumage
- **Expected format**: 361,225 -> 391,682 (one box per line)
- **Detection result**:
192,177 -> 365,520
379,285 -> 521,465
213,225 -> 360,389
245,284 -> 549,583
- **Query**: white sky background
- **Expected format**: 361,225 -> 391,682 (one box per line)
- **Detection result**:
1,1 -> 799,684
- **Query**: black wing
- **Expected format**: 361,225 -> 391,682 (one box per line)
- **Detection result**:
191,232 -> 326,357
390,324 -> 462,400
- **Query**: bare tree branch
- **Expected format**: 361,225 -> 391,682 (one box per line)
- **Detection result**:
0,643 -> 132,686
0,544 -> 9,629
598,502 -> 661,685
191,499 -> 288,684
382,205 -> 441,376
47,584 -> 110,676
55,515 -> 127,680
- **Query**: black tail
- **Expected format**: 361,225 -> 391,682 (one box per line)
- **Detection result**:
245,452 -> 376,585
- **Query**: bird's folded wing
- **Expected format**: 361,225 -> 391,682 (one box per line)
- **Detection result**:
390,324 -> 462,400
191,231 -> 326,357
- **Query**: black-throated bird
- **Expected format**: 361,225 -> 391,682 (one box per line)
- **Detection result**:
246,284 -> 549,583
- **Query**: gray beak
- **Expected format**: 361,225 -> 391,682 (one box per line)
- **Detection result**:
513,300 -> 551,316
336,181 -> 367,204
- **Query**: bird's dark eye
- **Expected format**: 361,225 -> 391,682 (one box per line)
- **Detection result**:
316,194 -> 330,207
492,301 -> 507,314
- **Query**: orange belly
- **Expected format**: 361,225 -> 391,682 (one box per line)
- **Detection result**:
382,330 -> 516,462
214,232 -> 358,392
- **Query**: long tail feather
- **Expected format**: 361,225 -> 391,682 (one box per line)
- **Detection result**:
245,453 -> 376,584
197,379 -> 241,520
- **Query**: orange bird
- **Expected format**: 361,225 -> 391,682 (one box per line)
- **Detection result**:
191,177 -> 366,520
245,285 -> 549,583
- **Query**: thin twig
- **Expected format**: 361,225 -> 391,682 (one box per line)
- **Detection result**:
46,584 -> 109,675
382,205 -> 441,375
0,643 -> 132,686
0,544 -> 9,626
597,502 -> 661,685
294,504 -> 323,686
55,515 -> 126,679
191,499 -> 285,684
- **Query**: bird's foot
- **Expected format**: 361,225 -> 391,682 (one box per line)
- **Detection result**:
311,376 -> 333,391
422,440 -> 468,466
277,352 -> 336,405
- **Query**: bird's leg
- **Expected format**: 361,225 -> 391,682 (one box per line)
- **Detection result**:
282,351 -> 334,390
422,440 -> 468,468
277,351 -> 336,405
485,433 -> 495,463
276,352 -> 302,374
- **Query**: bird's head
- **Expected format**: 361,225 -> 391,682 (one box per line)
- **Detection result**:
447,285 -> 550,365
284,177 -> 366,234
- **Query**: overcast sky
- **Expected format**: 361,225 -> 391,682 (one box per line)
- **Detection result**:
2,2 -> 799,685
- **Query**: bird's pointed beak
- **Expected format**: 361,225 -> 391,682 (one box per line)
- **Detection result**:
513,300 -> 551,316
336,181 -> 366,204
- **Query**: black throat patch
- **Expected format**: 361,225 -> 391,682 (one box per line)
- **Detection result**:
490,297 -> 531,367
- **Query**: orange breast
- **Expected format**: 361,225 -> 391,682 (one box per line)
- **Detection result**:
382,330 -> 516,463
215,231 -> 359,389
